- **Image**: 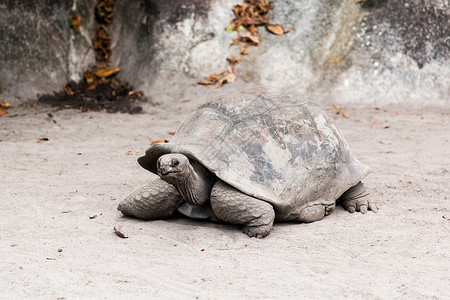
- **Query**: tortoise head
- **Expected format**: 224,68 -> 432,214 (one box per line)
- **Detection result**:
156,154 -> 190,181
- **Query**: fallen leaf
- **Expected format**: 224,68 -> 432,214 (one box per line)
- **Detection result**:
371,120 -> 383,126
219,73 -> 236,86
178,99 -> 190,103
227,56 -> 240,66
266,24 -> 285,35
63,85 -> 74,96
150,139 -> 169,145
332,104 -> 349,118
95,67 -> 120,78
0,108 -> 7,115
241,47 -> 248,55
327,58 -> 344,64
37,137 -> 49,143
57,248 -> 63,252
239,31 -> 260,45
168,131 -> 176,136
0,101 -> 11,108
225,23 -> 235,33
125,150 -> 139,155
69,14 -> 81,31
89,214 -> 98,219
84,71 -> 95,84
114,226 -> 128,238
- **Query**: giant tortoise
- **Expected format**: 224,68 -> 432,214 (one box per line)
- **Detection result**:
118,86 -> 377,238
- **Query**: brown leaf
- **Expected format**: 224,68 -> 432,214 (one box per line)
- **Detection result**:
125,151 -> 139,155
63,85 -> 74,96
95,68 -> 120,78
114,226 -> 128,238
37,137 -> 49,143
266,24 -> 292,35
70,14 -> 81,31
0,108 -> 7,115
84,71 -> 95,84
239,31 -> 260,44
178,99 -> 190,103
89,214 -> 98,219
168,131 -> 176,136
150,139 -> 169,145
332,104 -> 349,118
327,58 -> 344,64
227,56 -> 240,66
57,248 -> 63,252
219,73 -> 236,86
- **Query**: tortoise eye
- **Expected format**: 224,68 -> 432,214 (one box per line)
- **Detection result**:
170,160 -> 179,168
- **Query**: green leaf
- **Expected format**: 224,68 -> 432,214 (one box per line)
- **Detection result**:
225,23 -> 235,33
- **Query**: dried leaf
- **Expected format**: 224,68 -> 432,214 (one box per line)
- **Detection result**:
239,31 -> 260,44
63,85 -> 74,96
150,139 -> 169,145
57,248 -> 63,252
114,226 -> 128,238
266,24 -> 285,35
0,108 -> 7,115
227,56 -> 240,66
219,73 -> 236,86
89,214 -> 98,219
327,58 -> 344,64
178,99 -> 190,103
95,68 -> 120,78
225,23 -> 235,33
84,71 -> 95,84
69,14 -> 81,31
37,137 -> 49,143
168,131 -> 176,136
125,151 -> 139,155
332,104 -> 349,118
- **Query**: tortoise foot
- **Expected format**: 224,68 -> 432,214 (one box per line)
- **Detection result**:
339,182 -> 378,214
211,181 -> 275,238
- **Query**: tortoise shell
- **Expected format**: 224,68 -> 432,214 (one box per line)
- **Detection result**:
138,86 -> 369,217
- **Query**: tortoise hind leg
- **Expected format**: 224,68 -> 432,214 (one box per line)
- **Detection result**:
339,181 -> 378,214
297,202 -> 336,223
210,181 -> 275,238
118,177 -> 183,220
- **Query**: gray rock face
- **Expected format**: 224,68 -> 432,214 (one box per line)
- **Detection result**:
1,0 -> 448,107
0,0 -> 96,105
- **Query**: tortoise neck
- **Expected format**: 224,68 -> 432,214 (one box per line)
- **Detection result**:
171,160 -> 214,206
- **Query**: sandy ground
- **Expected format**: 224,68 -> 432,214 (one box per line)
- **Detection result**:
1,95 -> 449,299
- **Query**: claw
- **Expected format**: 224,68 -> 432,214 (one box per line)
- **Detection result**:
359,205 -> 368,214
347,206 -> 355,213
369,202 -> 379,213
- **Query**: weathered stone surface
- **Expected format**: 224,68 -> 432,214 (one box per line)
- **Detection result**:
1,0 -> 448,107
0,0 -> 96,105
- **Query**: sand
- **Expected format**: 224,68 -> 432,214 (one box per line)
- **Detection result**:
1,97 -> 449,299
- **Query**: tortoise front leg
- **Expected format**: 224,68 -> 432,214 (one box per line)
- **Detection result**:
118,177 -> 183,220
210,181 -> 275,238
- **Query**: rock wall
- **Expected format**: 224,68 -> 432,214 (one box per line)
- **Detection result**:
1,0 -> 449,107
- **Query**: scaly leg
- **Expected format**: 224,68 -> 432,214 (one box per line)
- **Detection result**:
118,177 -> 183,220
210,181 -> 275,238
